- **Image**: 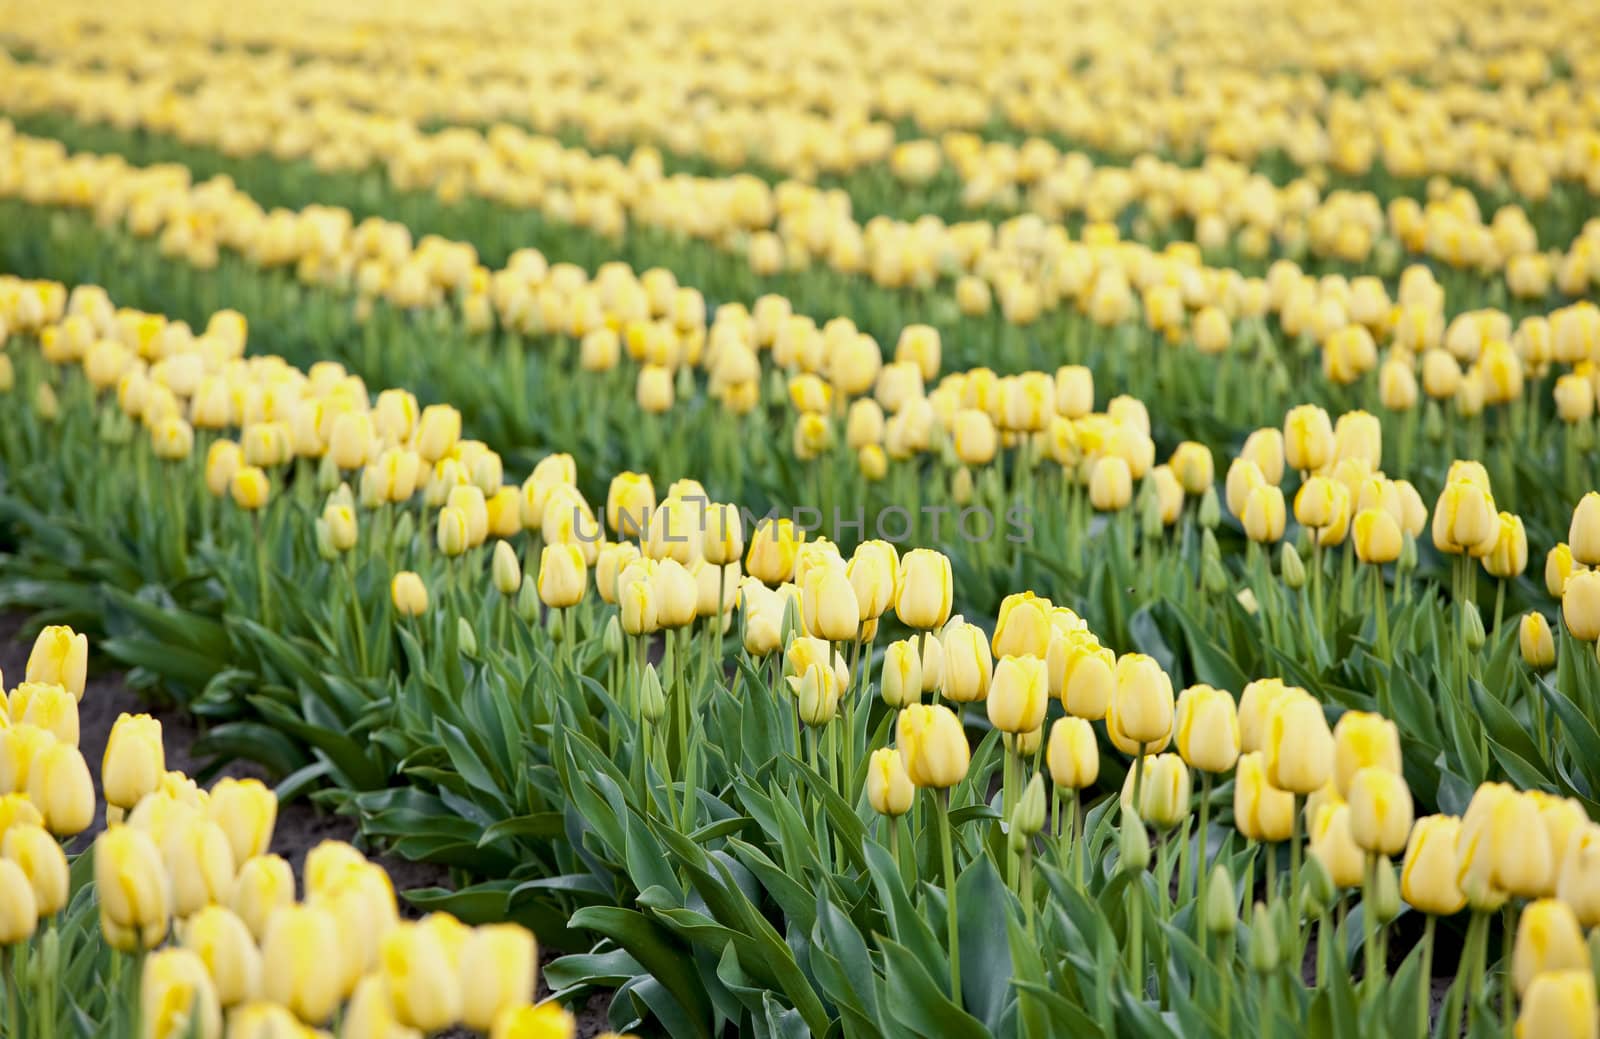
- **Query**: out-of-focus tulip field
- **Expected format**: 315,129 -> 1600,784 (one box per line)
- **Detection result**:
3,0 -> 1600,1035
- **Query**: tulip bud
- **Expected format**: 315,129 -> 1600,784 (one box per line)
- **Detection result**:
1521,612 -> 1557,670
489,541 -> 521,597
939,622 -> 993,704
1492,791 -> 1556,899
1249,902 -> 1280,973
988,656 -> 1049,734
95,825 -> 172,939
1111,654 -> 1174,747
457,618 -> 479,657
1046,717 -> 1099,790
1347,767 -> 1414,856
1301,855 -> 1338,916
1118,812 -> 1151,873
1265,694 -> 1332,794
880,639 -> 922,709
10,681 -> 78,746
1513,899 -> 1588,997
896,549 -> 954,630
459,924 -> 536,1031
1558,824 -> 1600,928
1121,753 -> 1191,830
1010,773 -> 1048,852
140,948 -> 222,1039
639,665 -> 666,723
161,815 -> 237,918
1281,543 -> 1306,588
1573,493 -> 1600,567
1332,711 -> 1401,798
1397,814 -> 1467,916
1463,601 -> 1486,652
1205,864 -> 1237,936
1175,684 -> 1240,774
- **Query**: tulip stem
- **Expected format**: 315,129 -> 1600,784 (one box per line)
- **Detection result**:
1021,848 -> 1036,942
1289,795 -> 1303,913
1128,873 -> 1145,996
1369,564 -> 1392,668
1362,853 -> 1379,999
1501,902 -> 1517,1036
1132,745 -> 1147,820
1492,579 -> 1506,637
2,947 -> 16,1039
1195,772 -> 1213,933
1418,914 -> 1436,1038
932,788 -> 962,1010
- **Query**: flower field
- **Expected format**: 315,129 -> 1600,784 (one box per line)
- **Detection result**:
1,1 -> 1600,1036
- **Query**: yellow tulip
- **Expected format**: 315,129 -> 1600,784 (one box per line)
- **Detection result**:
1283,404 -> 1334,473
747,518 -> 804,586
391,572 -> 429,617
229,466 -> 271,511
1170,442 -> 1214,496
1491,791 -> 1555,899
895,549 -> 953,630
26,741 -> 93,836
24,625 -> 87,700
1120,753 -> 1191,829
1111,654 -> 1173,747
2,822 -> 66,916
537,544 -> 589,610
1241,484 -> 1286,543
1347,767 -> 1413,856
1241,428 -> 1286,485
95,824 -> 172,934
140,948 -> 222,1039
1308,802 -> 1365,888
160,815 -> 237,918
1264,693 -> 1332,795
491,1003 -> 579,1039
987,655 -> 1049,734
1431,479 -> 1497,556
1484,512 -> 1529,579
262,904 -> 343,1023
1352,507 -> 1402,565
1558,824 -> 1600,928
414,404 -> 462,463
459,924 -> 537,1031
802,562 -> 861,642
1520,612 -> 1556,670
1046,717 -> 1099,790
9,682 -> 78,746
1174,684 -> 1240,774
703,503 -> 746,567
206,777 -> 276,865
1517,971 -> 1598,1039
341,974 -> 423,1039
1563,570 -> 1600,642
229,856 -> 294,944
1089,457 -> 1133,511
0,859 -> 37,945
1332,711 -> 1401,798
1233,752 -> 1294,843
991,591 -> 1052,659
1048,631 -> 1114,720
1546,541 -> 1577,595
650,558 -> 697,629
939,621 -> 993,704
880,639 -> 922,708
1571,493 -> 1600,567
179,906 -> 261,1007
1399,814 -> 1467,915
381,919 -> 463,1032
896,705 -> 970,789
867,748 -> 915,817
1513,899 -> 1588,997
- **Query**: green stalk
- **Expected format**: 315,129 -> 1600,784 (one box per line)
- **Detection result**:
932,788 -> 963,1010
1195,772 -> 1213,943
1290,795 -> 1304,918
1363,853 -> 1378,998
1502,902 -> 1518,1036
1418,914 -> 1436,1038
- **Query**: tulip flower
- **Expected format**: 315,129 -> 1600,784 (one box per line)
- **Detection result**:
25,741 -> 93,837
0,859 -> 37,945
261,904 -> 343,1024
1332,711 -> 1401,798
1174,684 -> 1240,774
1520,612 -> 1556,670
24,625 -> 87,700
1046,717 -> 1099,792
880,639 -> 921,709
140,948 -> 222,1039
1571,492 -> 1600,567
987,655 -> 1048,734
1048,632 -> 1113,720
895,549 -> 953,630
537,543 -> 589,610
459,924 -> 537,1031
206,777 -> 276,865
867,748 -> 914,817
1347,767 -> 1414,857
180,906 -> 262,1007
391,572 -> 429,617
1120,753 -> 1190,829
991,591 -> 1052,659
939,621 -> 992,704
1513,900 -> 1588,997
1563,570 -> 1600,642
802,562 -> 861,642
1517,971 -> 1598,1039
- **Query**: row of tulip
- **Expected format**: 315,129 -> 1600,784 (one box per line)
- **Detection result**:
4,43 -> 1600,291
1,125 -> 1597,561
4,0 -> 1599,210
0,622 -> 607,1039
4,277 -> 1600,1035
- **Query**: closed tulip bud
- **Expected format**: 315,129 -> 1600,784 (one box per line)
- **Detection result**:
414,405 -> 461,463
846,540 -> 898,622
1559,825 -> 1600,927
1112,654 -> 1174,747
95,824 -> 171,934
1484,512 -> 1529,578
1119,811 -> 1151,873
991,592 -> 1051,659
0,858 -> 36,944
988,656 -> 1049,734
867,748 -> 915,817
651,558 -> 697,629
1046,717 -> 1099,790
179,906 -> 261,1007
1010,773 -> 1048,852
1549,543 -> 1580,598
1049,632 -> 1114,720
1089,456 -> 1134,511
1555,374 -> 1595,424
896,549 -> 953,630
26,625 -> 87,699
262,904 -> 342,1023
939,622 -> 993,704
1279,541 -> 1306,588
141,947 -> 222,1039
703,503 -> 745,566
951,466 -> 975,507
792,663 -> 842,727
881,639 -> 922,708
1521,612 -> 1557,670
1462,601 -> 1486,651
26,741 -> 93,836
620,578 -> 658,637
1347,767 -> 1413,856
229,856 -> 293,945
341,974 -> 421,1039
896,705 -> 970,789
1174,684 -> 1240,773
1514,899 -> 1588,997
1283,404 -> 1333,473
1432,479 -> 1498,556
207,777 -> 276,865
1205,864 -> 1237,936
1398,815 -> 1467,915
1492,792 -> 1555,899
486,541 -> 520,597
1517,970 -> 1599,1039
1572,493 -> 1600,566
637,664 -> 666,724
1352,507 -> 1402,565
391,571 -> 428,617
458,924 -> 536,1031
1234,752 -> 1294,842
1294,475 -> 1342,531
1264,694 -> 1332,794
3,823 -> 67,915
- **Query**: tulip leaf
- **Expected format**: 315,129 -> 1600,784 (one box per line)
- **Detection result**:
545,947 -> 646,995
568,906 -> 713,1038
876,936 -> 990,1039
